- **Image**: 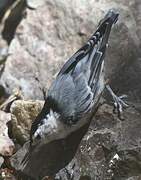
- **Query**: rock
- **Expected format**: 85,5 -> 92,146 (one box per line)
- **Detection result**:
75,103 -> 141,179
0,0 -> 140,101
0,135 -> 14,156
0,156 -> 4,167
10,100 -> 44,144
0,0 -> 26,100
0,110 -> 15,156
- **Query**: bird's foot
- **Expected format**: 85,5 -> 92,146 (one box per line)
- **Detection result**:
106,85 -> 128,120
64,163 -> 75,180
112,94 -> 128,119
55,162 -> 75,180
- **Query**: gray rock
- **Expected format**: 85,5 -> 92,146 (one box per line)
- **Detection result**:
75,103 -> 141,179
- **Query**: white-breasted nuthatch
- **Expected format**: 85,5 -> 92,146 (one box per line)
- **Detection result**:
20,10 -> 131,180
30,10 -> 119,147
20,10 -> 128,178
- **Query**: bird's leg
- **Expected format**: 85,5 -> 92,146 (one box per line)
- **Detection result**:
106,85 -> 128,119
64,167 -> 74,180
64,161 -> 76,180
64,169 -> 74,180
55,162 -> 75,180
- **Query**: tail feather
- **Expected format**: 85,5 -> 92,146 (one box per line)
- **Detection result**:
90,9 -> 119,52
86,10 -> 119,95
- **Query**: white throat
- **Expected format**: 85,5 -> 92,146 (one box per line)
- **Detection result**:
34,109 -> 60,140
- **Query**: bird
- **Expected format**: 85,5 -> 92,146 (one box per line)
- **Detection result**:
11,9 -> 128,180
30,9 -> 120,147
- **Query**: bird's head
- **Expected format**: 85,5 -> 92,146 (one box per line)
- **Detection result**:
30,99 -> 62,146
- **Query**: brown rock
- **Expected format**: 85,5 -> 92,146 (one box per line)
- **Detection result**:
10,100 -> 44,144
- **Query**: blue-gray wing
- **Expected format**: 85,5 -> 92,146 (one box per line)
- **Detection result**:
47,72 -> 94,124
48,10 -> 119,124
48,47 -> 104,123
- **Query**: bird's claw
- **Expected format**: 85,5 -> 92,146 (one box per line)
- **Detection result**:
112,94 -> 128,120
106,85 -> 129,120
64,161 -> 76,180
55,161 -> 75,180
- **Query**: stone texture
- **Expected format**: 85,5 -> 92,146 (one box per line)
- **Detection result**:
0,110 -> 15,156
75,103 -> 141,179
10,100 -> 44,144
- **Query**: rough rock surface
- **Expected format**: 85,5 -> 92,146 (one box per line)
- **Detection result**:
0,110 -> 14,156
10,100 -> 44,144
0,0 -> 140,101
76,103 -> 141,179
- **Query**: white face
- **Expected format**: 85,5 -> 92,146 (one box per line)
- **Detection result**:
32,109 -> 61,144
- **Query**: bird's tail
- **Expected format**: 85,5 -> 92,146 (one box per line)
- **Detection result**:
57,9 -> 119,76
92,9 -> 119,51
88,9 -> 119,87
